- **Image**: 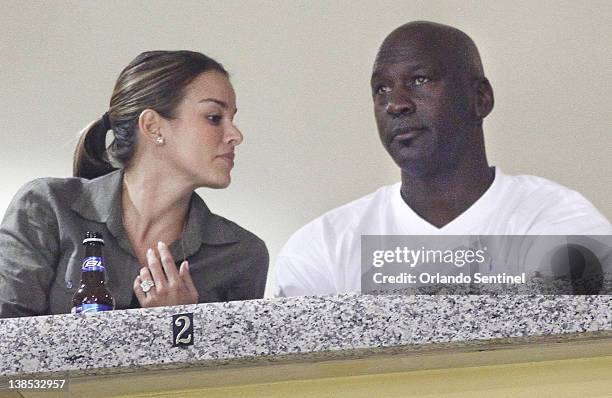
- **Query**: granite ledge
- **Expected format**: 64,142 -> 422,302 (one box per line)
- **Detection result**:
0,294 -> 610,378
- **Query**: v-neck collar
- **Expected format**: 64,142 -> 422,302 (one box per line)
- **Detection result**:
391,167 -> 506,234
70,169 -> 239,260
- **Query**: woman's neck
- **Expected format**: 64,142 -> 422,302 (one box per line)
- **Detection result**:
121,166 -> 193,251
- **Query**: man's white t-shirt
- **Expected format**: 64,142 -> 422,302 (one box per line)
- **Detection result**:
274,168 -> 611,297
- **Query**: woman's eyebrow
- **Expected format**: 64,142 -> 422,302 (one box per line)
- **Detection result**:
198,98 -> 227,108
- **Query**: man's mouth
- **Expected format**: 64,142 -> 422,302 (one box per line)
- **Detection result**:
391,127 -> 426,143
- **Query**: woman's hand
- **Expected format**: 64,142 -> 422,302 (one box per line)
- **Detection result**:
133,241 -> 199,308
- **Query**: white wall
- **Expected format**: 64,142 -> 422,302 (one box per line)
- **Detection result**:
1,0 -> 610,296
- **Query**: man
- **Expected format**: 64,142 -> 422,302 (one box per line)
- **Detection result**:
274,21 -> 611,297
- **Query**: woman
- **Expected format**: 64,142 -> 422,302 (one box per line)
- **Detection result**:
0,51 -> 269,318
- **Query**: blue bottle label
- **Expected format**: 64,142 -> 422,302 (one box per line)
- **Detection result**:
72,304 -> 113,314
81,256 -> 105,272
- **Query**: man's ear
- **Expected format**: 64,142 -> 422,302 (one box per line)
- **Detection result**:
474,78 -> 494,120
138,109 -> 164,144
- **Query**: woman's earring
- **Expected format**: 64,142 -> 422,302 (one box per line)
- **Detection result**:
156,136 -> 165,145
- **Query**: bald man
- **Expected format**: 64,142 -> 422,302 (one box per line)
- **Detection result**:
275,21 -> 611,297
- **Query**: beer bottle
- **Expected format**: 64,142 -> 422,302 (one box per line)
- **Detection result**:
71,232 -> 115,314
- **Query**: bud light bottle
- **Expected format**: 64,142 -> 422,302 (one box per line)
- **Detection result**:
71,232 -> 115,314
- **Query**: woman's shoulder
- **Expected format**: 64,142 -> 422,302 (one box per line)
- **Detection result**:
3,177 -> 92,233
188,193 -> 267,256
209,213 -> 267,251
11,176 -> 87,207
11,170 -> 123,210
210,213 -> 270,271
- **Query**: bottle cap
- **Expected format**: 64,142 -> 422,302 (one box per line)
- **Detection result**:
83,231 -> 104,245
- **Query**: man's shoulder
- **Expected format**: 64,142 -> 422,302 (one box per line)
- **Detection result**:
505,172 -> 573,194
504,172 -> 596,207
501,172 -> 610,233
292,183 -> 400,238
276,183 -> 399,290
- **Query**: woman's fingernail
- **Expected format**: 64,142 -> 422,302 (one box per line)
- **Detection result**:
147,248 -> 153,256
157,241 -> 163,249
184,261 -> 189,270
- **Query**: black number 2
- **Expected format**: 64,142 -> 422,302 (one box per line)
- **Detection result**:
172,313 -> 194,347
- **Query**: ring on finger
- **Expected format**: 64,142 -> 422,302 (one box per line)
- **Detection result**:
140,280 -> 155,293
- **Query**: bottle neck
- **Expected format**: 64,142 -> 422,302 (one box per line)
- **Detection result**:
81,243 -> 107,283
84,244 -> 103,258
80,271 -> 106,285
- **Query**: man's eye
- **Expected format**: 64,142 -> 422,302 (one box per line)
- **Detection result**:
207,115 -> 222,124
414,76 -> 430,86
376,85 -> 391,95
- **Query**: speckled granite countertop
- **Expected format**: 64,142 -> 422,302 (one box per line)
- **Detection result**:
0,294 -> 610,377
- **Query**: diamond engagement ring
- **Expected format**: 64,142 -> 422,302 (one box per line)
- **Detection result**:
140,280 -> 155,293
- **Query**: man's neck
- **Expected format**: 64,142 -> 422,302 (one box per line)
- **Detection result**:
400,164 -> 495,229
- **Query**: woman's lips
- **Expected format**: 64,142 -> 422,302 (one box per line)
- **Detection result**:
218,152 -> 235,166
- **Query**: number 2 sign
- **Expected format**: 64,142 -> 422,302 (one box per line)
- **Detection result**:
172,313 -> 194,347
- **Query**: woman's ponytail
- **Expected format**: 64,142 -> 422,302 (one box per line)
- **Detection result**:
73,117 -> 117,179
73,51 -> 228,179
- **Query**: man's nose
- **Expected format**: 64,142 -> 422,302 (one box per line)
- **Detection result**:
385,91 -> 415,117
